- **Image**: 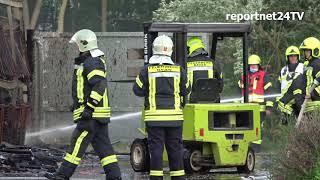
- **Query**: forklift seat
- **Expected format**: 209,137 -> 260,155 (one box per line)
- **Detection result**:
189,78 -> 220,103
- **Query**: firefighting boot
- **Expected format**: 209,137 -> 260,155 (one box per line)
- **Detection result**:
45,161 -> 76,180
44,172 -> 69,180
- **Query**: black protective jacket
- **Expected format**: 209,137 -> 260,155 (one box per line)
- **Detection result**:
133,63 -> 190,127
72,52 -> 110,123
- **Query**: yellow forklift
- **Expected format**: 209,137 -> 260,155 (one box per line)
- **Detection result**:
130,22 -> 261,174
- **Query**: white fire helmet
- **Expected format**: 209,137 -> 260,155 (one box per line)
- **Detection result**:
152,35 -> 173,56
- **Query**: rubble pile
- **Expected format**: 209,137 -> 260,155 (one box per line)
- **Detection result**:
0,143 -> 64,177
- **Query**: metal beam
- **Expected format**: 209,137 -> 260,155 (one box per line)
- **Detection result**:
243,32 -> 249,103
148,22 -> 251,35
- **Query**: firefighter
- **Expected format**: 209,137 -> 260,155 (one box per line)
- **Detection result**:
45,29 -> 121,180
276,46 -> 305,123
279,46 -> 304,95
133,35 -> 190,180
299,37 -> 320,102
277,74 -> 306,122
238,54 -> 273,115
186,37 -> 223,101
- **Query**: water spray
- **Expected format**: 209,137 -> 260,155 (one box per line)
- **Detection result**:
221,93 -> 281,103
26,111 -> 142,137
26,94 -> 281,137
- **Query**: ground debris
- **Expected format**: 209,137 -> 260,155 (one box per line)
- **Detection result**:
0,143 -> 64,177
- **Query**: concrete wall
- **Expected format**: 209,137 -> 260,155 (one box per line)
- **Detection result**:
32,32 -> 145,132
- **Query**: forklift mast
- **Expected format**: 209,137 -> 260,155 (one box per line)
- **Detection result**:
143,22 -> 251,103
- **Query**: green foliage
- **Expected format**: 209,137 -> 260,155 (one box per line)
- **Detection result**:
271,112 -> 320,179
153,0 -> 264,96
153,0 -> 320,96
251,0 -> 320,76
34,0 -> 161,32
153,0 -> 263,22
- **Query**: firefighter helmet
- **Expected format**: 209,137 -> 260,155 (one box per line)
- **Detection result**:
285,46 -> 300,61
248,54 -> 261,65
152,35 -> 173,56
69,29 -> 98,52
187,37 -> 205,55
299,37 -> 320,58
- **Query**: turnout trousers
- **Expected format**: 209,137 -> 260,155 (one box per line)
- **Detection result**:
57,120 -> 121,180
147,126 -> 185,180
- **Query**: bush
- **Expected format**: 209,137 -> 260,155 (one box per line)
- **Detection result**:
271,111 -> 320,180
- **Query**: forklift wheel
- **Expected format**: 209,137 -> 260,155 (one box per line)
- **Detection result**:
237,148 -> 255,174
130,138 -> 150,172
184,149 -> 203,174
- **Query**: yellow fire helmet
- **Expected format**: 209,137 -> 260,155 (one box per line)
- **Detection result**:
248,54 -> 261,65
285,46 -> 300,61
299,37 -> 320,58
187,37 -> 205,55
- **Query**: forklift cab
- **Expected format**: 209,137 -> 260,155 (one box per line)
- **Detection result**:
131,22 -> 261,174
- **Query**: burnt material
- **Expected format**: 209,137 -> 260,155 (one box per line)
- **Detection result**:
0,144 -> 64,177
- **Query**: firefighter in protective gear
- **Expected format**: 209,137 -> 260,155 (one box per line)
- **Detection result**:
186,37 -> 223,101
279,46 -> 304,94
45,29 -> 121,180
238,54 -> 273,114
300,37 -> 320,102
277,46 -> 305,122
133,35 -> 190,180
277,74 -> 306,120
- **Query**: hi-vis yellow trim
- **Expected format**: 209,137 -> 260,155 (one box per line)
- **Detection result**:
306,68 -> 313,93
103,89 -> 109,107
76,68 -> 84,103
64,131 -> 88,165
136,75 -> 143,88
148,65 -> 180,73
170,170 -> 185,176
150,170 -> 164,176
148,77 -> 156,111
101,155 -> 118,167
293,89 -> 302,95
305,101 -> 320,112
248,93 -> 265,103
174,76 -> 181,110
145,109 -> 183,121
145,109 -> 183,115
315,86 -> 320,95
266,101 -> 274,107
93,107 -> 111,118
73,106 -> 85,121
87,70 -> 106,80
278,101 -> 293,115
208,70 -> 213,78
316,71 -> 320,78
64,153 -> 81,165
87,102 -> 95,109
253,78 -> 257,90
188,70 -> 194,88
187,61 -> 213,67
259,105 -> 266,112
90,91 -> 103,101
187,61 -> 214,88
264,82 -> 272,90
